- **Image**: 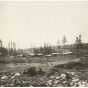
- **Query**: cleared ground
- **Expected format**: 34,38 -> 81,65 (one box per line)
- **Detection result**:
0,55 -> 79,74
0,54 -> 88,87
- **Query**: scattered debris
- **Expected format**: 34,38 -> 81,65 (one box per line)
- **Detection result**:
0,59 -> 88,87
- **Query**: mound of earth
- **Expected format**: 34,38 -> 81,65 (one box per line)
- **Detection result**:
54,60 -> 85,70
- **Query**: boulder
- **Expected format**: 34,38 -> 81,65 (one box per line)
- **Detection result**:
56,76 -> 61,80
72,78 -> 79,82
61,73 -> 66,78
66,71 -> 70,74
1,76 -> 8,80
63,81 -> 67,84
11,76 -> 15,79
14,73 -> 21,76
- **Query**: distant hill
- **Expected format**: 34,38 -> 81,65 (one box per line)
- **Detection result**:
22,43 -> 88,54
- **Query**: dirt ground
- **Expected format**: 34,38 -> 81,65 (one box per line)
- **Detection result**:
0,57 -> 80,74
0,55 -> 88,87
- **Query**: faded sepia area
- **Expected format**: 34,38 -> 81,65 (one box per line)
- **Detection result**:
0,1 -> 88,48
0,1 -> 88,87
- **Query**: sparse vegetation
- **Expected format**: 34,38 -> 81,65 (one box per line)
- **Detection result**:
0,34 -> 88,86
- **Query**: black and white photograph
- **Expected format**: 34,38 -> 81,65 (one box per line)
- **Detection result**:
0,1 -> 88,87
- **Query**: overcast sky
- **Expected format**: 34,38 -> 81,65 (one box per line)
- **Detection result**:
0,1 -> 88,48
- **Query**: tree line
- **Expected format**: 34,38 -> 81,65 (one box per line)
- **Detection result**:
33,34 -> 84,55
33,42 -> 56,55
0,34 -> 86,56
0,40 -> 23,57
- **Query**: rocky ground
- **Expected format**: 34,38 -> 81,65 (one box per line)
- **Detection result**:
0,67 -> 88,87
0,56 -> 88,87
0,60 -> 88,87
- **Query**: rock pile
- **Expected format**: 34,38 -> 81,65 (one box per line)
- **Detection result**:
0,69 -> 88,87
46,71 -> 88,87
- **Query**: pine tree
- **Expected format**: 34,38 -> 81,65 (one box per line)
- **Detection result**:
62,36 -> 67,45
